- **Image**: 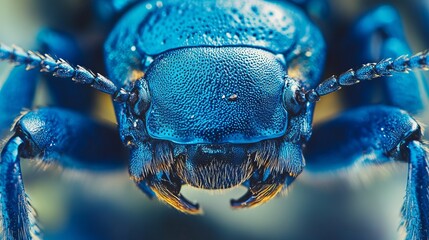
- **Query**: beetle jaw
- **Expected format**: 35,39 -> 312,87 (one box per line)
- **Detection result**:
130,139 -> 304,214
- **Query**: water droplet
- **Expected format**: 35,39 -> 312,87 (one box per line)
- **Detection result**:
228,94 -> 238,101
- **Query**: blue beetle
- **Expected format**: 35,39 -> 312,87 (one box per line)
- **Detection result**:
0,0 -> 428,239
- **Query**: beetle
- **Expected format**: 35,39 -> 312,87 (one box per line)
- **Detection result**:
0,0 -> 428,239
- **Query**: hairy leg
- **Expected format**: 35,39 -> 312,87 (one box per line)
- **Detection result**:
305,105 -> 428,239
0,108 -> 127,239
338,5 -> 428,113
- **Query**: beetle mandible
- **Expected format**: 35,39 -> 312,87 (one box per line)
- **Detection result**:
0,0 -> 429,239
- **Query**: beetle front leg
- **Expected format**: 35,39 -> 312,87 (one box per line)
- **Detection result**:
0,136 -> 40,240
411,0 -> 429,44
305,105 -> 428,239
0,108 -> 127,239
338,5 -> 428,114
0,65 -> 38,135
37,28 -> 95,113
401,140 -> 429,240
0,28 -> 92,135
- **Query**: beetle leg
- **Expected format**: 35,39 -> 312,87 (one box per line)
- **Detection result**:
305,105 -> 427,239
11,108 -> 127,169
410,0 -> 429,44
0,136 -> 41,240
338,5 -> 429,114
36,28 -> 95,113
0,28 -> 94,135
0,59 -> 39,135
401,140 -> 429,240
0,108 -> 127,239
305,105 -> 420,172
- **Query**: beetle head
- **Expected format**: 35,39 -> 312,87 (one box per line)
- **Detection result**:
123,46 -> 305,213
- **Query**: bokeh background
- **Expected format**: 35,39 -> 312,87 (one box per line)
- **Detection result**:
0,0 -> 428,239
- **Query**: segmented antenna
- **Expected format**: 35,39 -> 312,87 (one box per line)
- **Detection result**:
297,50 -> 429,103
0,42 -> 131,103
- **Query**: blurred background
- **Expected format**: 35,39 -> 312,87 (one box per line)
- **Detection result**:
0,0 -> 428,239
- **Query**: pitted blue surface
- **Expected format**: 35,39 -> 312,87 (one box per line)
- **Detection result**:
138,0 -> 303,55
109,0 -> 311,56
306,105 -> 419,170
145,47 -> 287,144
105,0 -> 326,90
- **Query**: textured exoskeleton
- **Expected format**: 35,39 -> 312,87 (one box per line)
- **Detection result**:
0,0 -> 428,239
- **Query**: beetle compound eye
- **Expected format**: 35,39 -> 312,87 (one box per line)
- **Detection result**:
129,78 -> 151,117
282,76 -> 305,115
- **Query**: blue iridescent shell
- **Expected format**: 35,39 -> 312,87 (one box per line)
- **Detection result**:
137,0 -> 303,55
105,0 -> 323,85
104,0 -> 325,144
145,47 -> 287,144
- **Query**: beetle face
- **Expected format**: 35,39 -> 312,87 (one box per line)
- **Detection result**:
145,46 -> 288,144
101,0 -> 317,212
126,46 -> 303,213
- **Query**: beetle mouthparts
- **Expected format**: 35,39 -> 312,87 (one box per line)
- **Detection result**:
143,165 -> 294,213
230,169 -> 292,209
146,171 -> 202,215
138,140 -> 302,213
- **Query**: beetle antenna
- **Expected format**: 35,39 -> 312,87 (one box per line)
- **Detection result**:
0,42 -> 131,103
296,49 -> 429,103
